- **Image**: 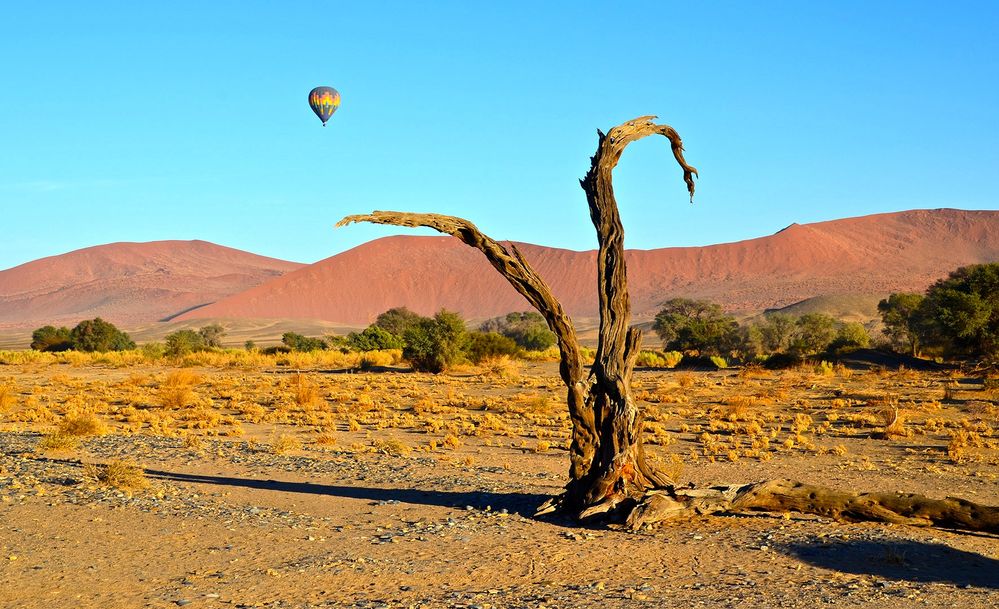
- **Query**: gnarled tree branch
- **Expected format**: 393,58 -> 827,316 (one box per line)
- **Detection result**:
336,212 -> 596,482
627,480 -> 999,534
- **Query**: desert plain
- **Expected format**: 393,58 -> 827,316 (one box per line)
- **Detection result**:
0,351 -> 997,609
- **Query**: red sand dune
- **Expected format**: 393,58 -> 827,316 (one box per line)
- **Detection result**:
0,240 -> 302,328
177,209 -> 999,325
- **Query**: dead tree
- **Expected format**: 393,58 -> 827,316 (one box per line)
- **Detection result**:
338,116 -> 999,533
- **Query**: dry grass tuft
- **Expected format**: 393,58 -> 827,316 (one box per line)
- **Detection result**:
57,412 -> 107,436
159,386 -> 194,409
85,460 -> 149,491
675,372 -> 695,388
163,369 -> 202,387
313,430 -> 338,447
374,437 -> 413,456
479,355 -> 521,379
0,382 -> 17,411
293,374 -> 321,407
36,433 -> 80,453
271,434 -> 302,454
880,405 -> 910,439
659,453 -> 685,484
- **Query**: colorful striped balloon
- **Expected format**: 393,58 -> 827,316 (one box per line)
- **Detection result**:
308,86 -> 341,126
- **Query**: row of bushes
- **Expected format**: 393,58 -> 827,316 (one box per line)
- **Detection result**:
31,318 -> 135,353
28,308 -> 557,373
39,257 -> 996,372
652,298 -> 871,361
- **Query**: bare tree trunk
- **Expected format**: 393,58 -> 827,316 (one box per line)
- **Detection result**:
560,117 -> 698,518
338,116 -> 999,534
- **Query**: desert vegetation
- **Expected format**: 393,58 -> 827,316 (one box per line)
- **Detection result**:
31,318 -> 135,353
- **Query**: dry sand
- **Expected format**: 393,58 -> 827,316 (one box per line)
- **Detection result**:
1,361 -> 997,608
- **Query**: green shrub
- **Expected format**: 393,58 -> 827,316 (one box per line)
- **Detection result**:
917,264 -> 999,359
653,298 -> 740,356
164,329 -> 206,357
479,311 -> 555,351
373,307 -> 423,337
467,331 -> 519,363
141,342 -> 167,360
829,322 -> 871,354
281,332 -> 327,352
878,293 -> 925,356
345,325 -> 404,351
30,325 -> 73,352
198,324 -> 226,348
69,318 -> 135,352
635,350 -> 666,367
791,313 -> 839,357
403,310 -> 468,373
663,351 -> 684,368
637,350 -> 684,368
815,360 -> 835,375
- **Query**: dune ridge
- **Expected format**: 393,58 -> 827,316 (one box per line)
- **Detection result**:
175,208 -> 999,325
0,240 -> 302,328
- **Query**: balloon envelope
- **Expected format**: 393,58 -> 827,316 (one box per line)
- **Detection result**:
308,86 -> 340,125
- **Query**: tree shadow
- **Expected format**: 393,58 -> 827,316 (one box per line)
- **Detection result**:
780,538 -> 999,589
144,468 -> 548,518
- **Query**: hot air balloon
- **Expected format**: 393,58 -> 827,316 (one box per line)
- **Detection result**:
308,86 -> 341,126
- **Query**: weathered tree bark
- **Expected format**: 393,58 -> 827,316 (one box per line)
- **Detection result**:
627,480 -> 999,534
560,116 -> 698,518
338,116 -> 999,534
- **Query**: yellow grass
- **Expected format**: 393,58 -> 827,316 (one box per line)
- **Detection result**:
57,412 -> 107,436
84,460 -> 149,491
36,433 -> 80,453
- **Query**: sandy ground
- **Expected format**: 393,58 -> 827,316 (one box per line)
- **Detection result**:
1,361 -> 997,608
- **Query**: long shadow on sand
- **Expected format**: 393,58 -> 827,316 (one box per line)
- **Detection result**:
781,538 -> 999,589
144,468 -> 548,518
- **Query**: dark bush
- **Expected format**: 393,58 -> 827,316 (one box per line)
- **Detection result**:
281,332 -> 327,352
479,311 -> 555,351
373,307 -> 423,337
467,331 -> 519,363
403,310 -> 468,373
164,329 -> 206,357
30,325 -> 72,352
69,318 -> 135,352
345,325 -> 404,351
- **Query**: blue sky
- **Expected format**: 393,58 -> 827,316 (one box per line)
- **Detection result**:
1,1 -> 996,270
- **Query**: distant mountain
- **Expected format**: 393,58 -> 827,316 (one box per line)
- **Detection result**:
0,240 -> 302,328
176,209 -> 999,325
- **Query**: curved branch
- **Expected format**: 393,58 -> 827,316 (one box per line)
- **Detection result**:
337,211 -> 597,479
581,115 -> 697,382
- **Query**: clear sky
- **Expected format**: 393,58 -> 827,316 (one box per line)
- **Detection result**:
1,1 -> 997,270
